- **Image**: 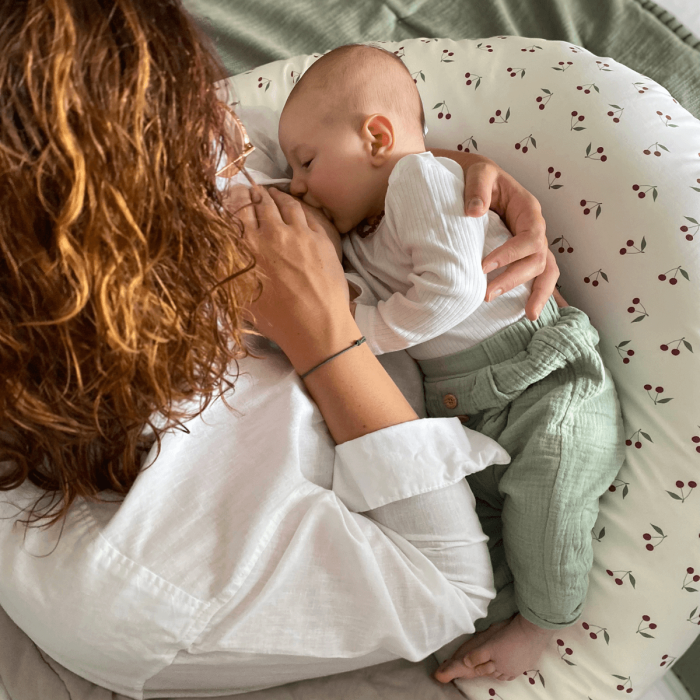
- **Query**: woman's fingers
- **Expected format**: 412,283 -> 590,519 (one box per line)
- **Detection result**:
462,160 -> 498,217
522,250 -> 559,320
267,187 -> 310,228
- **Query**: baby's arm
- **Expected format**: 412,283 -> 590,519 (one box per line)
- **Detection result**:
352,155 -> 488,355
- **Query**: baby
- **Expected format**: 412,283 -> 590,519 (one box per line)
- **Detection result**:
278,43 -> 625,682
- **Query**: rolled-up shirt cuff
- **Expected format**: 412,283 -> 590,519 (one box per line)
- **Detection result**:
333,417 -> 511,512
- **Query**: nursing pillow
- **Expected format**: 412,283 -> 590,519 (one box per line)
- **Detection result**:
220,36 -> 700,700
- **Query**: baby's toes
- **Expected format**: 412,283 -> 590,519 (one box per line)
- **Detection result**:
433,660 -> 475,683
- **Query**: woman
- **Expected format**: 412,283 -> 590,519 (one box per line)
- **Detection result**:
0,0 -> 559,696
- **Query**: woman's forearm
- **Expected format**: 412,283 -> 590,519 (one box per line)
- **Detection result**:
284,315 -> 419,445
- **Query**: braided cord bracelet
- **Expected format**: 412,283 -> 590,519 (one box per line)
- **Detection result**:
299,337 -> 367,380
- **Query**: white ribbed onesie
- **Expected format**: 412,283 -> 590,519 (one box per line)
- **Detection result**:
342,151 -> 533,361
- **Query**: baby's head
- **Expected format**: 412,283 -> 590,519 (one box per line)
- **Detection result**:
278,44 -> 426,233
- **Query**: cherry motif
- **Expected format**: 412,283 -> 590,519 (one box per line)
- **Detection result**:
613,674 -> 634,693
585,143 -> 607,162
682,567 -> 700,592
608,478 -> 630,497
658,266 -> 689,285
626,298 -> 648,322
583,269 -> 607,286
637,614 -> 659,636
641,525 -> 666,552
631,183 -> 658,201
456,136 -> 477,153
547,167 -> 564,190
489,107 -> 510,124
606,569 -> 636,587
440,49 -> 454,63
634,82 -> 650,94
477,43 -> 493,52
595,60 -> 612,72
643,142 -> 668,157
582,621 -> 610,643
576,82 -> 599,95
506,66 -> 526,78
607,105 -> 624,123
537,89 -> 553,110
660,654 -> 677,668
660,337 -> 693,356
550,233 -> 573,253
580,199 -> 603,218
644,384 -> 673,405
464,72 -> 482,89
667,480 -> 695,503
556,639 -> 576,666
656,111 -> 677,127
680,217 -> 699,241
433,100 -> 452,120
553,61 -> 574,72
570,110 -> 586,131
616,341 -> 635,364
515,134 -> 536,153
619,238 -> 646,255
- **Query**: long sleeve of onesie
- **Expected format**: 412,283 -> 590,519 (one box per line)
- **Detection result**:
350,153 -> 488,356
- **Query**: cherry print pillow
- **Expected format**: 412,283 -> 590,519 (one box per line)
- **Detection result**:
220,36 -> 700,700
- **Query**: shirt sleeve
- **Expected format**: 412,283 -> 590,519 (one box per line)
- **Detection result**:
333,416 -> 510,512
353,154 -> 488,355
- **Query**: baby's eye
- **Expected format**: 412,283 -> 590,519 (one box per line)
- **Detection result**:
302,159 -> 313,169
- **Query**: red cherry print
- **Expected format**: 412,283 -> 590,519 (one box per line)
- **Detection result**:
677,481 -> 684,488
557,639 -> 565,646
606,569 -> 614,576
615,578 -> 623,584
592,280 -> 599,286
522,147 -> 528,153
644,384 -> 652,390
549,167 -> 554,173
582,622 -> 590,629
643,615 -> 650,620
690,481 -> 697,488
590,632 -> 597,639
660,344 -> 669,351
632,184 -> 640,191
656,386 -> 663,393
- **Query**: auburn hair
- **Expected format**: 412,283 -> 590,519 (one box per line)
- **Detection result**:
0,0 -> 261,532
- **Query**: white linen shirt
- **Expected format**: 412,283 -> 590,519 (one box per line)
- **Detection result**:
0,319 -> 509,698
343,152 -> 532,360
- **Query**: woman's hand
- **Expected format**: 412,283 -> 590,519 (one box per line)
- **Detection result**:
429,149 -> 558,321
224,185 -> 356,374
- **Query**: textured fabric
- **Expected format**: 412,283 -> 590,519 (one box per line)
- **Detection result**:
343,152 -> 532,359
0,325 -> 509,699
184,0 -> 700,119
419,297 -> 626,630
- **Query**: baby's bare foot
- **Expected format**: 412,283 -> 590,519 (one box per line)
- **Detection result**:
434,614 -> 555,683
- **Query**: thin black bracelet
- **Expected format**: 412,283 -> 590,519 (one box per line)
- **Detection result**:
299,337 -> 366,380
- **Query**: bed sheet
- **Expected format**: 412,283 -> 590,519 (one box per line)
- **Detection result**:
184,0 -> 700,119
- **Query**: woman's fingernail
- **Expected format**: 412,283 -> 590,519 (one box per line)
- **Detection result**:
488,288 -> 503,301
482,261 -> 498,274
468,198 -> 483,214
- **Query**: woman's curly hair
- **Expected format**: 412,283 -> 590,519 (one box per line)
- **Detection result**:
0,0 -> 261,531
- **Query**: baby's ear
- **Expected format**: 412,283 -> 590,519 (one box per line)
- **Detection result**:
362,114 -> 395,161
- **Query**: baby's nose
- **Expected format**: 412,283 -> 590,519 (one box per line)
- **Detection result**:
289,175 -> 306,198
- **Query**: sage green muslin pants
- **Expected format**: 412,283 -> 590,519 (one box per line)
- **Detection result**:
417,296 -> 625,630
